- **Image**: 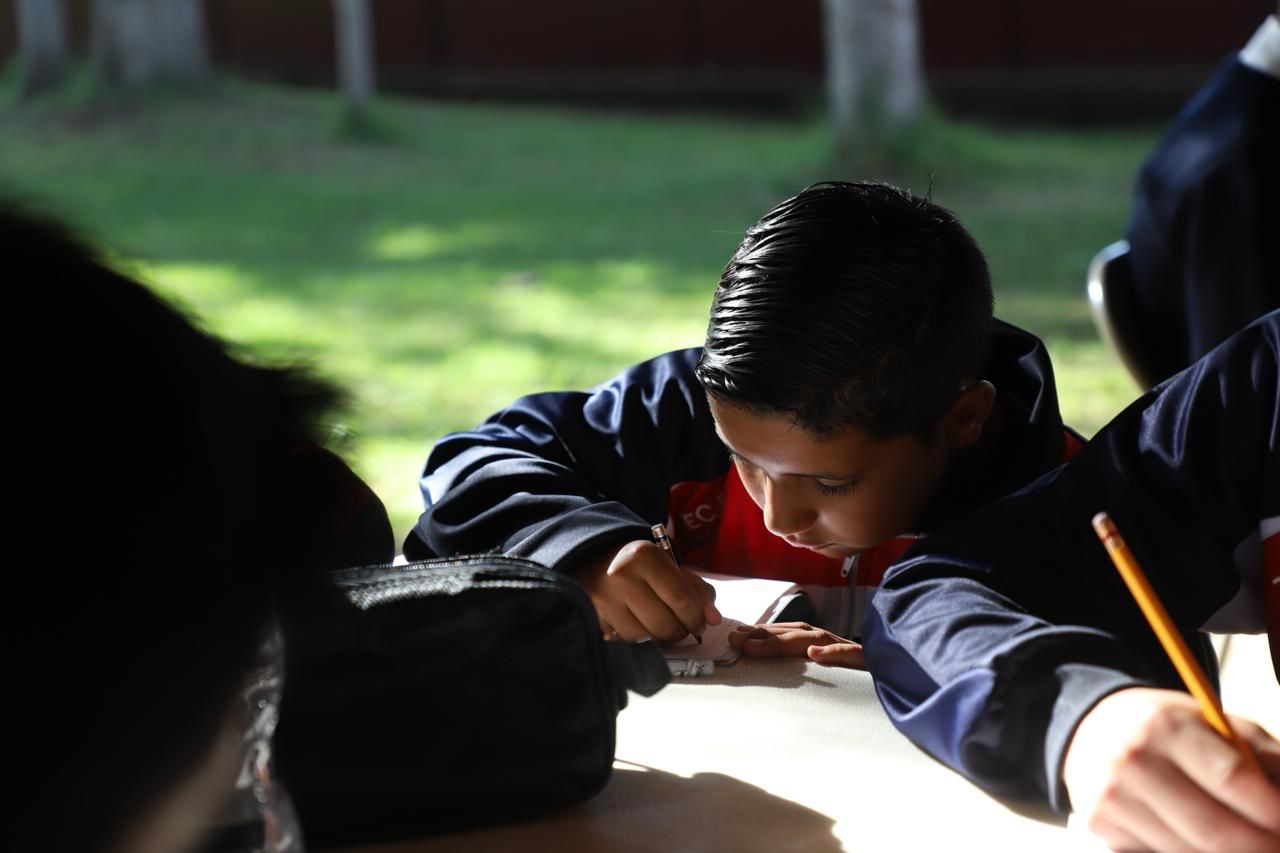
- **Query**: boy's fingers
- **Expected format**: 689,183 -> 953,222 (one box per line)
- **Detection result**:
597,604 -> 648,643
1066,691 -> 1280,852
1095,788 -> 1195,853
625,589 -> 694,644
741,632 -> 818,658
642,558 -> 708,638
765,623 -> 858,648
729,623 -> 861,659
1130,753 -> 1279,852
1166,718 -> 1280,836
1237,720 -> 1280,787
807,642 -> 866,669
1078,816 -> 1151,853
737,622 -> 824,653
588,540 -> 702,642
684,571 -> 723,625
727,625 -> 769,649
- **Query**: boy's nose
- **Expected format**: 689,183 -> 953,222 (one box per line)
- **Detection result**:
761,479 -> 815,538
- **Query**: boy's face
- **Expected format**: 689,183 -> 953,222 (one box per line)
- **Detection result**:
709,397 -> 953,558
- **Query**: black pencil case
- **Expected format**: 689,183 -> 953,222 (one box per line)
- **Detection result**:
273,555 -> 670,848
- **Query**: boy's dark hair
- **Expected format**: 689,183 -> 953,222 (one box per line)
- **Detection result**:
7,204 -> 344,853
696,181 -> 994,440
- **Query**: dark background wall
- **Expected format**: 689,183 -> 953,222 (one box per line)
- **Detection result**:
1,0 -> 1270,119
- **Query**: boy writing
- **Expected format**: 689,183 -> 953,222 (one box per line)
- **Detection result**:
405,181 -> 1082,649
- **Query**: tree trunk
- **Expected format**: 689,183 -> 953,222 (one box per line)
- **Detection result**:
822,0 -> 924,151
91,0 -> 209,89
16,0 -> 69,96
149,0 -> 209,83
333,0 -> 376,111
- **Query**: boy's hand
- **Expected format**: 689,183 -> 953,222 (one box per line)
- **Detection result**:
576,540 -> 721,644
728,622 -> 866,669
1063,687 -> 1280,852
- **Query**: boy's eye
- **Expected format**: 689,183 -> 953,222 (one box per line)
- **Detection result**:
817,480 -> 856,497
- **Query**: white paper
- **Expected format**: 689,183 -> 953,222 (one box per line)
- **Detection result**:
664,574 -> 802,665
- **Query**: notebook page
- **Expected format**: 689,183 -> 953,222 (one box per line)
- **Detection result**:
665,574 -> 802,665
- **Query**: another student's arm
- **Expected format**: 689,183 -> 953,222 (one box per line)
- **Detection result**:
1063,687 -> 1280,851
1179,162 -> 1278,363
1126,58 -> 1280,370
863,313 -> 1280,815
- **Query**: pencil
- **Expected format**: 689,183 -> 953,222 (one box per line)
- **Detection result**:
1091,512 -> 1260,773
651,523 -> 701,644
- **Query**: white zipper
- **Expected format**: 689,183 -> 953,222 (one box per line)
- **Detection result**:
840,553 -> 858,579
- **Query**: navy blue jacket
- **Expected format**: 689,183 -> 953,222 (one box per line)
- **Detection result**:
864,310 -> 1280,812
1125,56 -> 1280,381
405,322 -> 1079,598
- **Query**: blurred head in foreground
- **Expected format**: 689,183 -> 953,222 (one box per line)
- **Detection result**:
6,204 -> 346,853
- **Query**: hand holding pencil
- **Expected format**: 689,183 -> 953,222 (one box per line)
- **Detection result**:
1059,513 -> 1280,852
574,529 -> 721,645
1092,512 -> 1260,769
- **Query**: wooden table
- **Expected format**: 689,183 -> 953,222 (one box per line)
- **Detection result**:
346,657 -> 1093,852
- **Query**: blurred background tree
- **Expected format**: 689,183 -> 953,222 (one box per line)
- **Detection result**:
90,0 -> 209,88
14,0 -> 68,96
823,0 -> 924,156
333,0 -> 376,124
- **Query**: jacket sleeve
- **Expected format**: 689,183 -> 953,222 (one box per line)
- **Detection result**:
863,311 -> 1280,812
403,348 -> 729,572
1127,60 -> 1280,368
1177,154 -> 1279,361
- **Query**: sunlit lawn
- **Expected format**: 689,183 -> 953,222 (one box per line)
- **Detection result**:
2,80 -> 1156,543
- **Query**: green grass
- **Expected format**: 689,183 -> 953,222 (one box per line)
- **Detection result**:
1,81 -> 1156,544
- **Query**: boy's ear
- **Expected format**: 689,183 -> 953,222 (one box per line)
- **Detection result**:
943,381 -> 996,449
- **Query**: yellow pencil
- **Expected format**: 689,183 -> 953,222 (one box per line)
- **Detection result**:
1092,512 -> 1260,773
